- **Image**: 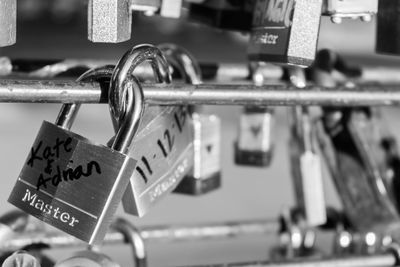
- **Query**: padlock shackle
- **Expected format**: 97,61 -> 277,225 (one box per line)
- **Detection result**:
158,43 -> 202,85
55,67 -> 111,129
109,44 -> 171,124
112,218 -> 147,267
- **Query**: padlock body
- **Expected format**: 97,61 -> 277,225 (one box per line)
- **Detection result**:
8,121 -> 136,245
175,113 -> 221,195
235,107 -> 273,166
189,0 -> 255,31
248,0 -> 322,66
122,106 -> 194,216
376,0 -> 400,55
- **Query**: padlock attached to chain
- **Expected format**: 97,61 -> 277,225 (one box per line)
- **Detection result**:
8,60 -> 145,245
188,0 -> 255,31
322,0 -> 377,23
287,66 -> 326,227
155,44 -> 222,195
108,45 -> 195,216
248,0 -> 323,66
235,64 -> 274,167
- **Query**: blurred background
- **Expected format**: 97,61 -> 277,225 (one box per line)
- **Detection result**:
1,1 -> 400,266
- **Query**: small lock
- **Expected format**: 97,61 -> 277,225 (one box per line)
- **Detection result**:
8,65 -> 144,245
189,0 -> 255,31
88,0 -> 132,43
106,45 -> 195,217
155,44 -> 222,195
287,67 -> 326,227
323,0 -> 377,23
376,0 -> 400,56
235,106 -> 273,167
248,0 -> 323,67
174,113 -> 221,195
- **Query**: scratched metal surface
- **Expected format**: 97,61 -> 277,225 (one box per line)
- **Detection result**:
0,8 -> 400,266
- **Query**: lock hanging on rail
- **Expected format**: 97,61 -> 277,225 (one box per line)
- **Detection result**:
248,0 -> 323,67
156,44 -> 222,196
8,63 -> 145,245
235,63 -> 274,167
286,66 -> 327,227
106,45 -> 195,217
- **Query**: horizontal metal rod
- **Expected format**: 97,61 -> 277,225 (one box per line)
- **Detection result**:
184,254 -> 397,267
1,79 -> 400,106
3,58 -> 400,84
0,219 -> 279,251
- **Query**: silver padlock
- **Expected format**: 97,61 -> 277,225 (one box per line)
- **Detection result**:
88,0 -> 132,43
157,44 -> 222,195
235,64 -> 273,167
0,0 -> 16,47
323,0 -> 377,23
248,0 -> 323,66
108,45 -> 195,217
55,251 -> 120,267
8,66 -> 144,245
287,67 -> 326,227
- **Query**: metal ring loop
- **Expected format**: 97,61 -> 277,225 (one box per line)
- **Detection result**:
109,44 -> 171,124
112,218 -> 147,267
55,65 -> 113,129
158,43 -> 202,85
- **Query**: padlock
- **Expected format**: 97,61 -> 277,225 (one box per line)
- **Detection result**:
376,0 -> 400,56
2,251 -> 41,267
108,45 -> 195,216
0,0 -> 16,47
55,251 -> 120,267
8,64 -> 144,245
112,218 -> 147,267
312,51 -> 400,240
235,64 -> 274,167
287,67 -> 326,227
248,0 -> 323,67
188,0 -> 255,31
88,0 -> 132,43
155,44 -> 221,195
322,0 -> 377,23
